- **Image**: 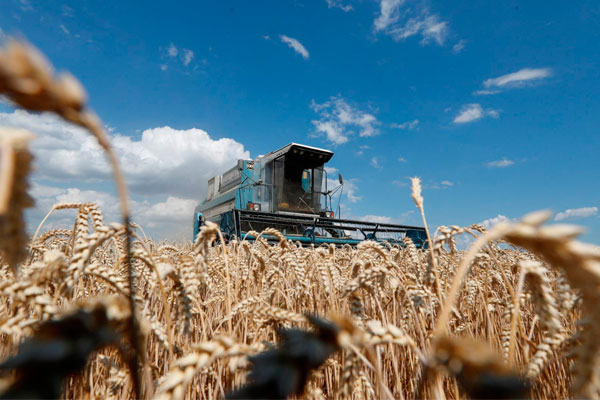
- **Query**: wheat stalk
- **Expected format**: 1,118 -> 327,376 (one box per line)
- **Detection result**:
0,127 -> 34,274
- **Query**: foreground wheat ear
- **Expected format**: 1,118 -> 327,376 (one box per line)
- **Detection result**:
0,39 -> 145,397
0,127 -> 35,274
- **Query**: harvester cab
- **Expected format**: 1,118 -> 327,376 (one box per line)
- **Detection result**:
193,143 -> 427,247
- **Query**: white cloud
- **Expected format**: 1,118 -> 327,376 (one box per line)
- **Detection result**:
182,49 -> 194,66
279,35 -> 310,59
163,43 -> 195,69
481,214 -> 511,229
27,184 -> 197,240
358,210 -> 415,225
326,0 -> 353,12
311,96 -> 380,144
326,173 -> 360,206
397,157 -> 407,163
324,166 -> 338,175
167,43 -> 178,57
0,95 -> 14,107
424,180 -> 454,190
452,39 -> 466,54
360,215 -> 397,224
19,0 -> 32,11
453,103 -> 499,124
484,68 -> 551,88
0,110 -> 249,200
391,119 -> 419,130
473,89 -> 500,96
61,5 -> 74,17
392,179 -> 408,187
419,17 -> 448,45
59,24 -> 70,35
555,207 -> 598,221
344,179 -> 361,203
313,120 -> 348,145
374,0 -> 404,31
370,157 -> 382,169
138,196 -> 197,227
374,1 -> 449,46
486,158 -> 514,168
4,109 -> 249,240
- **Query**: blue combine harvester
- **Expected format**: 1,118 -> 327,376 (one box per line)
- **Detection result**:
193,143 -> 427,247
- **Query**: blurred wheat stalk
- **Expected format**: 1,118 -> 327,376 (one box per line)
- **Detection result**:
0,39 -> 145,397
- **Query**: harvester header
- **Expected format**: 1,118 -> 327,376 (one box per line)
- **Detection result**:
193,143 -> 426,246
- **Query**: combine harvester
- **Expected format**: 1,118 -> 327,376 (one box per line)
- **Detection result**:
193,143 -> 427,247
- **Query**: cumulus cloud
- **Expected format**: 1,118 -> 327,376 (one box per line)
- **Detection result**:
344,179 -> 361,203
373,0 -> 449,46
1,110 -> 250,240
391,119 -> 419,130
310,96 -> 380,144
0,110 -> 249,199
324,166 -> 339,175
324,168 -> 360,207
484,68 -> 551,89
325,0 -> 353,12
486,157 -> 514,168
555,207 -> 598,221
137,196 -> 197,228
27,184 -> 197,240
480,214 -> 511,229
313,120 -> 348,145
453,103 -> 499,124
279,35 -> 310,59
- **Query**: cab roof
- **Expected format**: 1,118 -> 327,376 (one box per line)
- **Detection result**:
257,143 -> 333,164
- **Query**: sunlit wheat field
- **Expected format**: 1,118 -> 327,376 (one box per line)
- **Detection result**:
0,38 -> 599,400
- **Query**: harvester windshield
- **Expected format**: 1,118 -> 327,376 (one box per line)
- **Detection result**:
272,154 -> 326,214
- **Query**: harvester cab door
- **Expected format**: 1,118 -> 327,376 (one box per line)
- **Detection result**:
301,169 -> 311,193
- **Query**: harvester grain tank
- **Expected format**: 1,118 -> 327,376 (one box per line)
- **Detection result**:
193,143 -> 427,246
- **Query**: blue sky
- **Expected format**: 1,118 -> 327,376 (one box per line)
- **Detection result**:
1,0 -> 599,242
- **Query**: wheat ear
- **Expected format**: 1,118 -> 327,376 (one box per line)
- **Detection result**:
0,40 -> 144,396
0,128 -> 34,274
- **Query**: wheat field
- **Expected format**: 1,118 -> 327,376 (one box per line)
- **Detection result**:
0,40 -> 599,400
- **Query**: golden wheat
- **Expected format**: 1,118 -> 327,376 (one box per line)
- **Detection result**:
1,37 -> 598,400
